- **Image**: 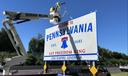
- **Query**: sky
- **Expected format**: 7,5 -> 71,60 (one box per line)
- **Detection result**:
0,0 -> 127,55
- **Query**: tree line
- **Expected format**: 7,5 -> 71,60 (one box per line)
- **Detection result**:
0,28 -> 128,66
0,28 -> 16,64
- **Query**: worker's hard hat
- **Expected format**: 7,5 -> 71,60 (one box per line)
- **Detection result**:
50,7 -> 55,12
56,2 -> 61,7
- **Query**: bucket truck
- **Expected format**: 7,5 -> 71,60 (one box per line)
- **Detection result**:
2,2 -> 65,75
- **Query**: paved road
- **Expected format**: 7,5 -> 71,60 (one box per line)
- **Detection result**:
0,66 -> 124,76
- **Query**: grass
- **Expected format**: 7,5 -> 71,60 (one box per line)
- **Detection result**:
111,72 -> 128,76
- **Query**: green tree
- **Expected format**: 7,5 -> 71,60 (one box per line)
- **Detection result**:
26,34 -> 44,65
0,28 -> 15,52
0,28 -> 16,64
98,46 -> 128,66
24,54 -> 43,65
28,35 -> 44,58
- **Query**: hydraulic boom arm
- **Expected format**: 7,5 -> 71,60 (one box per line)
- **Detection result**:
2,2 -> 65,75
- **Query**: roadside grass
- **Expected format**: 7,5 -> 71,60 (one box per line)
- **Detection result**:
111,72 -> 128,76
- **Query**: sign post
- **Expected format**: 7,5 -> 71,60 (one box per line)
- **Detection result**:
43,61 -> 47,74
90,61 -> 97,76
61,61 -> 66,76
